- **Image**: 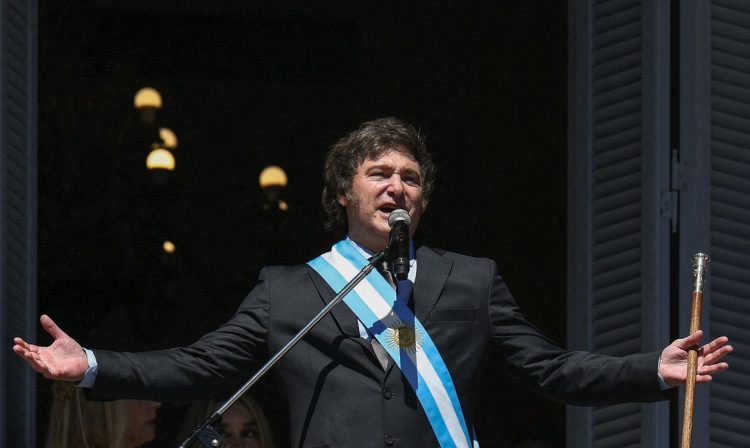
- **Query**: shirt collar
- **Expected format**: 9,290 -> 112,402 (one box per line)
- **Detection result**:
346,235 -> 416,265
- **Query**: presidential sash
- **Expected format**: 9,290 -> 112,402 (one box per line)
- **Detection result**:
308,240 -> 473,448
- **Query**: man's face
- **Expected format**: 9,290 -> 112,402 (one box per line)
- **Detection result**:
339,148 -> 424,252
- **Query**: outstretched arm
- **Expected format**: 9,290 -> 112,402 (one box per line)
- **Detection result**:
659,330 -> 732,387
12,314 -> 88,381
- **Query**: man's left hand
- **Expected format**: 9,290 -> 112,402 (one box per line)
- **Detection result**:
659,330 -> 732,387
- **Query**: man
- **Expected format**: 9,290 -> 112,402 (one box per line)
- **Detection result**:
15,118 -> 732,447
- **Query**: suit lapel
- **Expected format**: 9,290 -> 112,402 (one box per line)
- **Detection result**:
413,245 -> 453,322
307,266 -> 362,338
308,267 -> 389,379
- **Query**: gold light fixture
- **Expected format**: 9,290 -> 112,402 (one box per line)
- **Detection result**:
134,87 -> 162,109
159,127 -> 178,149
258,165 -> 288,188
134,87 -> 162,124
259,165 -> 288,210
163,240 -> 176,253
146,147 -> 176,171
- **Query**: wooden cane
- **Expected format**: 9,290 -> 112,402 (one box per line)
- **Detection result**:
680,253 -> 710,448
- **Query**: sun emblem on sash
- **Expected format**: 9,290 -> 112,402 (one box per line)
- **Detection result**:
384,321 -> 424,353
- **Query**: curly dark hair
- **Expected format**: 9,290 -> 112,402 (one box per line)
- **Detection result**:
322,117 -> 436,232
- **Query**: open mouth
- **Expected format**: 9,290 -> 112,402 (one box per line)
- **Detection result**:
379,205 -> 403,215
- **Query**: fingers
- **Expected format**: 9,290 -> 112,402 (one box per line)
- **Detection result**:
700,336 -> 730,356
12,337 -> 40,358
16,346 -> 71,378
701,344 -> 733,366
12,340 -> 30,358
698,362 -> 729,376
13,336 -> 56,376
689,336 -> 732,384
695,362 -> 730,383
673,330 -> 704,350
681,362 -> 729,385
13,336 -> 32,352
40,314 -> 68,340
17,348 -> 49,374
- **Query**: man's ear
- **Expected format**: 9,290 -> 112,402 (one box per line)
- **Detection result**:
338,195 -> 348,207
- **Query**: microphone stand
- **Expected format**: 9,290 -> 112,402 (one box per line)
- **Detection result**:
177,250 -> 387,448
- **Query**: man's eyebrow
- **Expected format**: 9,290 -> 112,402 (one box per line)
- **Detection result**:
364,162 -> 394,171
363,163 -> 422,180
396,167 -> 422,180
399,167 -> 420,175
365,163 -> 420,173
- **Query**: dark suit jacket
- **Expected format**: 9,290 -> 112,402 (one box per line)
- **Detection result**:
87,246 -> 666,447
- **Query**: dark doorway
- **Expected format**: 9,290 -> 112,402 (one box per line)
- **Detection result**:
37,2 -> 567,446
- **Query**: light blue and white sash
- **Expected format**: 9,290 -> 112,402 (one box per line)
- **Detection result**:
308,240 -> 473,448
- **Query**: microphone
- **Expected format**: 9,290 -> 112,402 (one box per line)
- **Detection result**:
387,209 -> 412,281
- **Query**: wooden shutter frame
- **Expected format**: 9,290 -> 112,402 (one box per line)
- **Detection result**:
0,0 -> 38,446
568,0 -> 671,446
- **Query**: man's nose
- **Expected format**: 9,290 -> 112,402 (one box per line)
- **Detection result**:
386,175 -> 405,196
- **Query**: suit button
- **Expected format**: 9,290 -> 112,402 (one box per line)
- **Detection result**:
384,434 -> 396,446
382,388 -> 392,399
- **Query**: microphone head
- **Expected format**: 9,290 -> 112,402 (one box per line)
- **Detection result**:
388,209 -> 411,227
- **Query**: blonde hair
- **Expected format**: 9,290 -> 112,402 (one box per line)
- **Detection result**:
45,381 -> 130,448
178,393 -> 275,448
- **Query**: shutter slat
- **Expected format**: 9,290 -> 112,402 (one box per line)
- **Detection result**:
594,0 -> 639,18
593,67 -> 640,93
591,403 -> 641,447
593,210 -> 640,237
592,191 -> 640,219
713,58 -> 750,86
592,147 -> 640,175
591,278 -> 641,304
712,110 -> 750,134
593,52 -> 642,81
714,0 -> 750,17
592,246 -> 641,270
595,5 -> 640,36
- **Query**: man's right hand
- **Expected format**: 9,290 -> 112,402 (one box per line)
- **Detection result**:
12,314 -> 88,382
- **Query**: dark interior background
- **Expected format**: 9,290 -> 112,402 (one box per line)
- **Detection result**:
37,1 -> 567,446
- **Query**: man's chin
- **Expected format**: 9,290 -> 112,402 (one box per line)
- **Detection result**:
369,216 -> 391,233
376,210 -> 393,221
363,227 -> 390,250
375,224 -> 392,238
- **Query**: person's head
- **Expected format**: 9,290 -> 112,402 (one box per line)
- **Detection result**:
178,393 -> 274,448
322,117 -> 436,251
122,400 -> 161,447
45,381 -> 161,448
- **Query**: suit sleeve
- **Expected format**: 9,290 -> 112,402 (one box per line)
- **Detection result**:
84,268 -> 272,403
487,260 -> 670,406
